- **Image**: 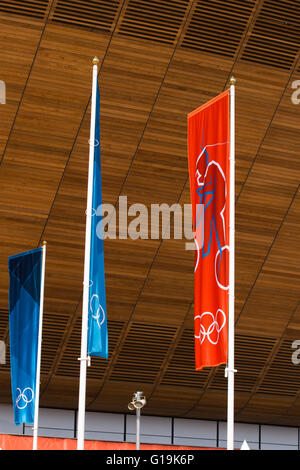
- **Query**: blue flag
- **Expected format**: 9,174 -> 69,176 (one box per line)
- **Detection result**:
87,80 -> 108,359
8,248 -> 42,425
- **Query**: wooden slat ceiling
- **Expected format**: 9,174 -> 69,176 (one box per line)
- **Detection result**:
0,0 -> 299,427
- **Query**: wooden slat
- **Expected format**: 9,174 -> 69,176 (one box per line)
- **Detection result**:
118,0 -> 190,44
0,0 -> 49,19
161,328 -> 210,388
109,323 -> 177,383
209,335 -> 276,392
0,15 -> 45,156
241,0 -> 300,70
181,0 -> 255,57
51,0 -> 120,32
258,339 -> 300,397
55,319 -> 124,378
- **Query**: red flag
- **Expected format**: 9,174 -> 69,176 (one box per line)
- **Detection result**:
188,90 -> 230,370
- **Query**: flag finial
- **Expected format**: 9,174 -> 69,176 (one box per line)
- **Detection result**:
92,56 -> 99,65
42,240 -> 47,246
230,76 -> 236,85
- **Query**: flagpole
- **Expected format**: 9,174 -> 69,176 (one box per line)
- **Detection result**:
226,76 -> 236,451
32,240 -> 47,451
77,56 -> 99,451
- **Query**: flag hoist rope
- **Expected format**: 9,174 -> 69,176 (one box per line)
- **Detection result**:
33,240 -> 47,451
226,76 -> 237,451
77,57 -> 99,451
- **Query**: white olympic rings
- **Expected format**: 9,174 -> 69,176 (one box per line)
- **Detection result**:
85,207 -> 97,217
90,294 -> 105,329
16,387 -> 34,410
88,138 -> 100,147
194,309 -> 226,345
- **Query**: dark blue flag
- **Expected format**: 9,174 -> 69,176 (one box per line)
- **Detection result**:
8,248 -> 42,425
87,80 -> 108,359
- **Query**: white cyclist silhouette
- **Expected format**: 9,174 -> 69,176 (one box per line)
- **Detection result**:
194,141 -> 229,291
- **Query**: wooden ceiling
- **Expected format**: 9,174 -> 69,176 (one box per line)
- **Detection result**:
0,0 -> 299,427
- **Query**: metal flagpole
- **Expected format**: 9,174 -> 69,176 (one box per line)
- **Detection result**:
226,76 -> 236,450
32,240 -> 47,451
136,408 -> 141,450
77,57 -> 99,451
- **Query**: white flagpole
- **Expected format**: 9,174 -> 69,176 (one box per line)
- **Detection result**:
33,240 -> 47,451
77,56 -> 99,451
226,76 -> 236,450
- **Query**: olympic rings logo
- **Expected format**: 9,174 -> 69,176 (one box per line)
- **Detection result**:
90,294 -> 105,329
16,387 -> 34,409
88,138 -> 100,147
195,309 -> 226,345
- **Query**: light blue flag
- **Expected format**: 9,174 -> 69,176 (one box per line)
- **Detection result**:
8,248 -> 42,425
87,80 -> 108,359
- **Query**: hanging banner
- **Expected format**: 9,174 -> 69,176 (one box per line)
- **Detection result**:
86,79 -> 108,359
8,248 -> 43,425
188,90 -> 230,370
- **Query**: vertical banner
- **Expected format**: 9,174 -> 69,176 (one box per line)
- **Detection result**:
8,248 -> 43,425
188,90 -> 230,370
87,80 -> 108,358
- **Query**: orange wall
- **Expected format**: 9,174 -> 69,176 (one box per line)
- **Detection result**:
0,433 -> 218,450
